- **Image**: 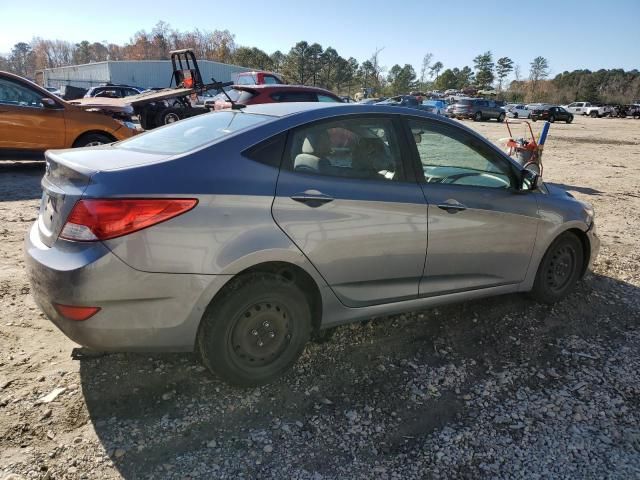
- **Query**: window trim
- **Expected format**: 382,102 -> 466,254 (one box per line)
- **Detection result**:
400,116 -> 521,190
281,113 -> 416,184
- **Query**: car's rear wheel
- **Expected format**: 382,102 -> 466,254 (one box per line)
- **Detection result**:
548,115 -> 555,123
590,111 -> 598,118
497,113 -> 506,122
155,108 -> 183,126
530,232 -> 584,304
513,112 -> 519,119
474,111 -> 483,122
198,273 -> 311,386
73,133 -> 113,148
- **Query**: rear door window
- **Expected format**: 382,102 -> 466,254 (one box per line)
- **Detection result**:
271,91 -> 317,102
286,117 -> 404,181
317,94 -> 339,102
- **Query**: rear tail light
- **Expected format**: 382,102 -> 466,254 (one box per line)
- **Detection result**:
60,198 -> 198,241
54,303 -> 101,321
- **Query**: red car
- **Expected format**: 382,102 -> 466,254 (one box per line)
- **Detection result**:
235,71 -> 284,85
211,85 -> 343,109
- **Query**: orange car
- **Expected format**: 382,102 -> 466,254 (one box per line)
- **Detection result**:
0,71 -> 138,156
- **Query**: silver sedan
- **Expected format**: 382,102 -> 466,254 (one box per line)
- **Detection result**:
25,103 -> 599,385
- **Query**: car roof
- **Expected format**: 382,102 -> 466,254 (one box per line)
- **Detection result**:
241,102 -> 463,123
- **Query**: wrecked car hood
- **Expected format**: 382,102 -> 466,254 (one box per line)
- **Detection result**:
69,88 -> 194,110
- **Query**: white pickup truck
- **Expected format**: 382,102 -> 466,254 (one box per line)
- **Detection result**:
563,102 -> 612,118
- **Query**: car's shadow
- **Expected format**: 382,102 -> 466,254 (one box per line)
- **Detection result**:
0,160 -> 44,202
546,182 -> 603,196
78,272 -> 639,478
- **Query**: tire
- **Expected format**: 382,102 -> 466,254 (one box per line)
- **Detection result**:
497,113 -> 506,122
513,112 -> 519,119
530,232 -> 584,304
198,273 -> 312,386
73,133 -> 113,148
566,115 -> 573,124
633,112 -> 640,120
590,111 -> 598,118
548,115 -> 555,123
473,111 -> 483,122
155,107 -> 183,126
531,117 -> 538,122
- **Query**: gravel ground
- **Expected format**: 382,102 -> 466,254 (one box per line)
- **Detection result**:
1,116 -> 639,479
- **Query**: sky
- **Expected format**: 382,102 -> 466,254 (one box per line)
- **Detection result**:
1,0 -> 639,78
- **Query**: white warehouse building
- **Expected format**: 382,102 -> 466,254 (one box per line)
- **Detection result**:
36,60 -> 251,89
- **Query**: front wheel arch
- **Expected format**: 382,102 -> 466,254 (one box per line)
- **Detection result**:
72,131 -> 116,147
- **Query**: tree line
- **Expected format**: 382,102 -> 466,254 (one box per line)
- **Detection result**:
1,21 -> 638,103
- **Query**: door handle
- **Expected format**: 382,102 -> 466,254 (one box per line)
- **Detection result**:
290,190 -> 334,208
437,202 -> 466,212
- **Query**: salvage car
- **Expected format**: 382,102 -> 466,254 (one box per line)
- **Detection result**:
209,84 -> 343,109
531,105 -> 574,123
25,103 -> 599,386
451,98 -> 506,122
505,104 -> 530,119
0,71 -> 138,156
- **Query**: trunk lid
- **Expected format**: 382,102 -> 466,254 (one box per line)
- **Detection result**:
38,146 -> 171,247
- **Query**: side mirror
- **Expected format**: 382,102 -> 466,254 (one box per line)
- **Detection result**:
520,168 -> 540,191
41,97 -> 59,108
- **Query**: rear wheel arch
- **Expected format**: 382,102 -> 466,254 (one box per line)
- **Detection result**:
197,261 -> 323,341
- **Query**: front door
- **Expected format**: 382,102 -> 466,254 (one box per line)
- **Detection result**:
406,118 -> 539,296
0,76 -> 65,151
272,115 -> 428,307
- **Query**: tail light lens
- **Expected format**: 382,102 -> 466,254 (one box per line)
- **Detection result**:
60,198 -> 198,241
54,303 -> 101,321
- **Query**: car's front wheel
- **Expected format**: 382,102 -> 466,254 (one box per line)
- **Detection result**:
73,133 -> 113,147
198,273 -> 312,386
530,232 -> 584,304
497,112 -> 506,122
474,111 -> 483,122
566,115 -> 574,124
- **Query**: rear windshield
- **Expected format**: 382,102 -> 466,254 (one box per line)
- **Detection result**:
117,111 -> 271,155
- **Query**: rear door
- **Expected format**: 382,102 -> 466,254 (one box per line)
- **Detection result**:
272,115 -> 428,307
405,118 -> 538,296
0,76 -> 65,151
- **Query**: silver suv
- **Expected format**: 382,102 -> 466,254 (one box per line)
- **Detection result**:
25,103 -> 599,385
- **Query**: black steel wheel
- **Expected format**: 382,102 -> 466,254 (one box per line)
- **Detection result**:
531,232 -> 584,304
198,273 -> 311,386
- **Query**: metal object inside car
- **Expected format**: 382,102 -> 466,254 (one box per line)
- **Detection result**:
25,103 -> 599,386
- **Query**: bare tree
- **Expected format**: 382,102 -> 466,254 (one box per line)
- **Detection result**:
420,53 -> 433,88
529,56 -> 550,99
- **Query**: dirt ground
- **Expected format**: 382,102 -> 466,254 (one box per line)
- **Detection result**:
1,115 -> 639,479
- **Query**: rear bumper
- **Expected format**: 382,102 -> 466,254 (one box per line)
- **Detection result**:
24,223 -> 228,352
